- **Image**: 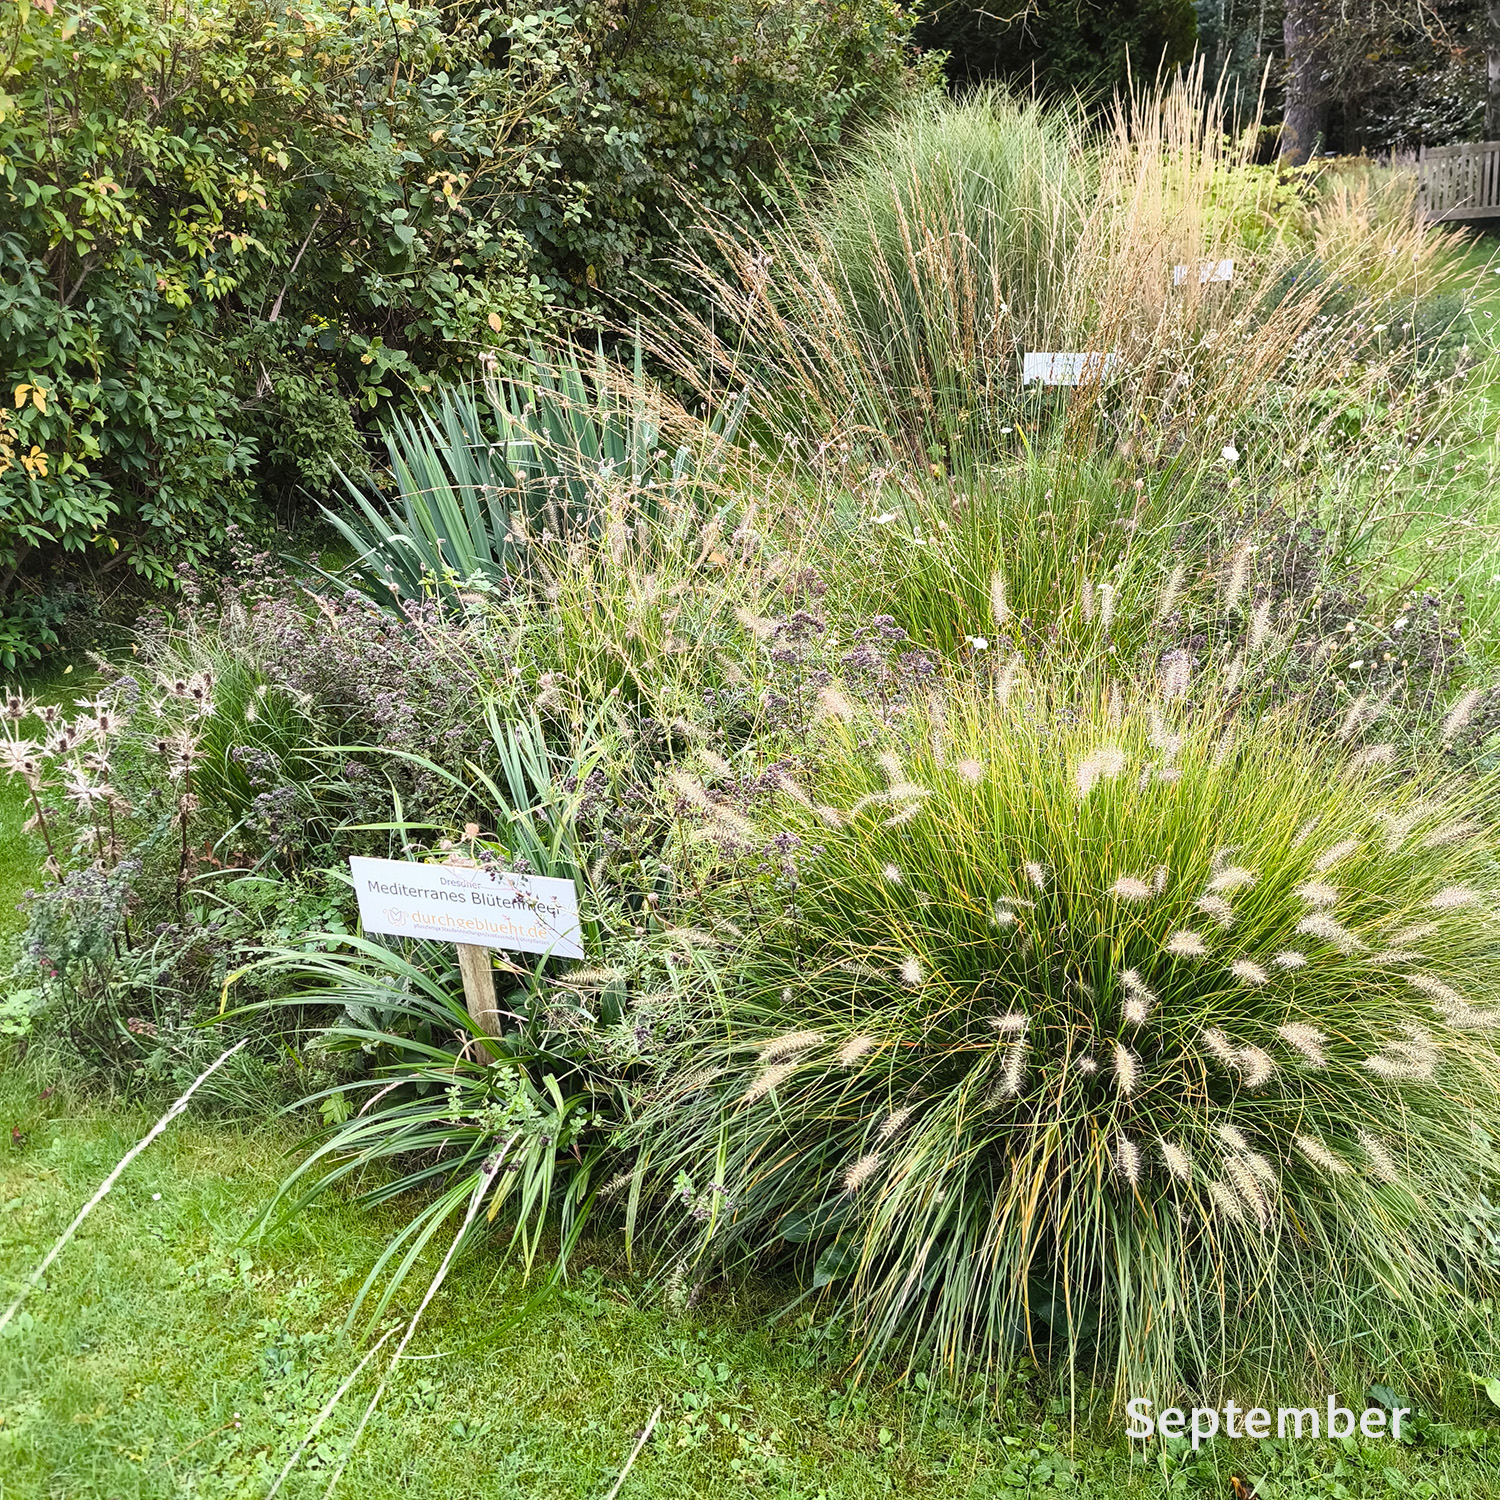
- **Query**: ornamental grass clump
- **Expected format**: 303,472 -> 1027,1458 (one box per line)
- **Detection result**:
651,74 -> 1469,476
636,680 -> 1500,1400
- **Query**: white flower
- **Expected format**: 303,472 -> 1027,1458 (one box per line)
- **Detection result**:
964,635 -> 989,651
872,512 -> 898,525
1221,443 -> 1239,463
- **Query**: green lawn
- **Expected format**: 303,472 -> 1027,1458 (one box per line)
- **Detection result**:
3,1068 -> 1500,1499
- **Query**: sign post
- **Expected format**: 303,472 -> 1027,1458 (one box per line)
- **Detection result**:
347,854 -> 584,1039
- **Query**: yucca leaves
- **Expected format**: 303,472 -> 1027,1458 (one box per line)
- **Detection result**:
323,343 -> 747,607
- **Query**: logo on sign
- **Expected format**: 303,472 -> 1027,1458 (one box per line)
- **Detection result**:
383,907 -> 407,926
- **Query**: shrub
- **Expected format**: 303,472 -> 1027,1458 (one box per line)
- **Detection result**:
0,0 -> 922,662
632,678 -> 1500,1398
914,0 -> 1197,93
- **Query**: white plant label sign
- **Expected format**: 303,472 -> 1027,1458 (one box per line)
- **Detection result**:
1173,258 -> 1234,286
1022,352 -> 1121,386
348,855 -> 584,959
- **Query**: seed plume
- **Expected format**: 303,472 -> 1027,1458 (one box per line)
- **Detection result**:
838,1035 -> 877,1067
1277,1023 -> 1328,1065
1441,688 -> 1484,743
1077,746 -> 1127,797
1195,894 -> 1235,928
1358,1131 -> 1401,1183
1430,886 -> 1481,911
744,1059 -> 801,1103
1294,913 -> 1364,953
1166,929 -> 1208,958
1159,1140 -> 1193,1181
1295,882 -> 1338,908
759,1030 -> 824,1061
1313,838 -> 1360,873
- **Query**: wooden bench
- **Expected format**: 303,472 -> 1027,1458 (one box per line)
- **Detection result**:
1418,142 -> 1500,223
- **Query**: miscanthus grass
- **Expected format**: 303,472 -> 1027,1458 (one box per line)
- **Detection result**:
633,680 -> 1500,1403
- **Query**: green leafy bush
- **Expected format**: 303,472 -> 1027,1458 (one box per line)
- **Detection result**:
914,0 -> 1196,93
634,681 -> 1500,1397
0,0 -> 920,663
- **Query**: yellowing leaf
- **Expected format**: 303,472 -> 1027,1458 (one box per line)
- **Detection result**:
486,312 -> 503,333
29,386 -> 46,414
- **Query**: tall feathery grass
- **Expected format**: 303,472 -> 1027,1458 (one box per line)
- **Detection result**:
649,76 -> 1470,474
632,677 -> 1500,1400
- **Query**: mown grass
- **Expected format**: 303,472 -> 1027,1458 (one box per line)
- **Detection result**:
3,1065 -> 1500,1499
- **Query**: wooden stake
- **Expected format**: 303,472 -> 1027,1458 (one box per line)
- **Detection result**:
456,942 -> 501,1037
443,854 -> 501,1038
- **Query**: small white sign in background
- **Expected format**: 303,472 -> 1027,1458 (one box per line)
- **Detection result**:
1173,258 -> 1234,286
349,855 -> 584,959
1022,352 -> 1121,386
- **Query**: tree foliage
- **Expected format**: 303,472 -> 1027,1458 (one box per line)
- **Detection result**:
0,0 -> 919,664
914,0 -> 1197,94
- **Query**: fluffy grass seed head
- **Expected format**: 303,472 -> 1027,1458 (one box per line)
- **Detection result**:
838,1034 -> 877,1066
1295,881 -> 1339,907
1077,745 -> 1127,797
1166,929 -> 1208,957
1430,886 -> 1482,911
1277,1022 -> 1328,1065
844,1152 -> 883,1193
1158,1139 -> 1193,1181
759,1030 -> 825,1061
1294,912 -> 1365,953
1195,894 -> 1235,928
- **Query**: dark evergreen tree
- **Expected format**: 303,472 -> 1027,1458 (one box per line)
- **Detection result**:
916,0 -> 1197,95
